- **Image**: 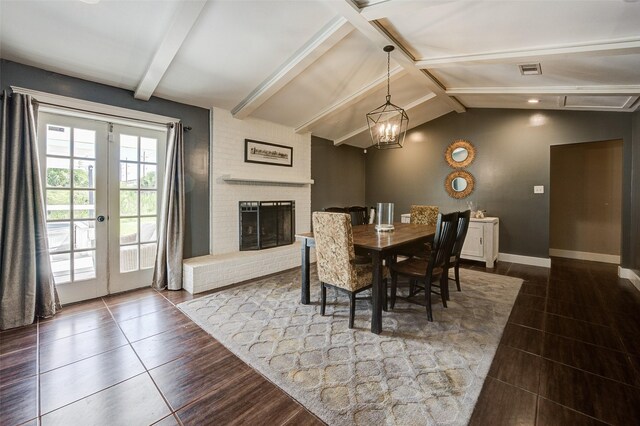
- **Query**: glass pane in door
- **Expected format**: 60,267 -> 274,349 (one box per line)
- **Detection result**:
117,133 -> 159,273
43,124 -> 100,284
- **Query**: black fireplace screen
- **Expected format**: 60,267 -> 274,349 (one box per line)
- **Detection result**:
239,201 -> 295,251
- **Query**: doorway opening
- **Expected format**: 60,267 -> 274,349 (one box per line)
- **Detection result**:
549,139 -> 623,264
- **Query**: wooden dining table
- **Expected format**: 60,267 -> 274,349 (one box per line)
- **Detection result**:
296,222 -> 436,334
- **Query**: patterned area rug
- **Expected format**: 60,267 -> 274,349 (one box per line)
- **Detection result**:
178,267 -> 522,425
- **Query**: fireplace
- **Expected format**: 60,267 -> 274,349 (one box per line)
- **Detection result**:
239,201 -> 295,251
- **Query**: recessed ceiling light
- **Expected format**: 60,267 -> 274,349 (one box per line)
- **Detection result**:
79,0 -> 100,4
528,99 -> 540,104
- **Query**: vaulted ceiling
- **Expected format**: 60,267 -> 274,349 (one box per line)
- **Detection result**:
2,0 -> 639,148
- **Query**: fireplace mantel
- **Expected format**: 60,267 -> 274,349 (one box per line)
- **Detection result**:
221,173 -> 314,186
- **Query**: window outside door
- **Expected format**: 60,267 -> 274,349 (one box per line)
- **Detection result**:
38,112 -> 166,304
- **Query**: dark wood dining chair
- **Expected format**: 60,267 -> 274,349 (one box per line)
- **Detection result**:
444,210 -> 472,299
324,207 -> 348,213
348,206 -> 368,226
395,205 -> 440,260
389,211 -> 459,321
312,212 -> 387,328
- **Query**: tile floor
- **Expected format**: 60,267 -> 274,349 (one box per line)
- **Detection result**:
0,285 -> 320,426
1,258 -> 639,425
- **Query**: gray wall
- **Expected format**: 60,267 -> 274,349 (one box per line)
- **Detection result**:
311,136 -> 366,213
365,108 -> 633,264
632,111 -> 640,273
0,59 -> 210,258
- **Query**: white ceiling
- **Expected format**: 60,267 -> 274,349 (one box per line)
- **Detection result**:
1,0 -> 639,148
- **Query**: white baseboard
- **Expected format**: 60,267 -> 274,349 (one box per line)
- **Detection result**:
618,266 -> 640,292
498,253 -> 551,268
549,248 -> 620,264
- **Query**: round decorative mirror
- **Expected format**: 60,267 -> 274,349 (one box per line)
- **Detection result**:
452,176 -> 468,192
445,170 -> 475,199
445,139 -> 476,168
451,147 -> 468,162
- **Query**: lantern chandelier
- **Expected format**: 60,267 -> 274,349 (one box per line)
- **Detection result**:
366,45 -> 409,149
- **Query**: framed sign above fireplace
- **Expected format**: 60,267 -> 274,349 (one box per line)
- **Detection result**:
245,139 -> 293,167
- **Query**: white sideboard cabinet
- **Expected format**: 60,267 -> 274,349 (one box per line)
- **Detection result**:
400,213 -> 499,268
461,217 -> 499,268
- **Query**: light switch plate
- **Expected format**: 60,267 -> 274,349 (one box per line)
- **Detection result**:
534,185 -> 544,194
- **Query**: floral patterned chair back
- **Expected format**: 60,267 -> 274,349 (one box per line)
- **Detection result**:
410,205 -> 439,226
312,212 -> 358,291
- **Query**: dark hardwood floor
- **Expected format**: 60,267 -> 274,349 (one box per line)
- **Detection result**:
469,258 -> 640,426
1,257 -> 639,425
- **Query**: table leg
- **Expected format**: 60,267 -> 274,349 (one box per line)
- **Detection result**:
301,241 -> 311,304
371,252 -> 383,334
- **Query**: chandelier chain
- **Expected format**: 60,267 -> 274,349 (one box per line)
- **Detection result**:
387,49 -> 390,98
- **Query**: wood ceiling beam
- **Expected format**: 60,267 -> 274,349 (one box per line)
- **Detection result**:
359,0 -> 440,21
415,38 -> 640,68
328,0 -> 466,113
231,17 -> 353,119
333,93 -> 437,145
295,66 -> 404,134
446,85 -> 640,95
134,0 -> 207,101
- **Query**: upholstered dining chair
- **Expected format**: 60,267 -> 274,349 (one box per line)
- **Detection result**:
444,210 -> 472,300
389,211 -> 459,321
312,212 -> 386,328
323,206 -> 371,264
398,204 -> 440,258
410,205 -> 439,226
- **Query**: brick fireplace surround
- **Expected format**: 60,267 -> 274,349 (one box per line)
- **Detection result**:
183,108 -> 313,294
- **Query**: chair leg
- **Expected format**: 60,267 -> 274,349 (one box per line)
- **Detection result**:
349,292 -> 356,329
439,274 -> 448,308
320,283 -> 326,316
390,271 -> 397,309
425,279 -> 433,322
455,263 -> 461,292
409,279 -> 416,297
443,267 -> 451,301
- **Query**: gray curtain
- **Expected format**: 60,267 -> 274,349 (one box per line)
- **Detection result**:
152,122 -> 185,290
1,93 -> 60,329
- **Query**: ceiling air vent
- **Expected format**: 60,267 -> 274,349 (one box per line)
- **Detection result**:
519,63 -> 542,75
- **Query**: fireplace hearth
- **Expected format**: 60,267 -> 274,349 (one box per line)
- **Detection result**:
239,201 -> 295,251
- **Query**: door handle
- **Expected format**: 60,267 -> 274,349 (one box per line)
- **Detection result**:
97,215 -> 106,222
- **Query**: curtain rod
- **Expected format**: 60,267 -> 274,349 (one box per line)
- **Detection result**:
169,123 -> 192,132
4,90 -> 193,132
39,100 -> 192,132
37,99 -> 192,131
36,99 -> 177,128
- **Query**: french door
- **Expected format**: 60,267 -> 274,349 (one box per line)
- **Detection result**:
108,123 -> 166,294
38,112 -> 166,304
